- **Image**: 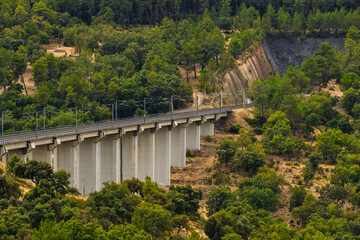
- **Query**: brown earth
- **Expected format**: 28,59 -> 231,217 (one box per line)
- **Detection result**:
171,108 -> 336,233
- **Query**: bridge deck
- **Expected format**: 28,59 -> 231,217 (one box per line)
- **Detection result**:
0,106 -> 250,145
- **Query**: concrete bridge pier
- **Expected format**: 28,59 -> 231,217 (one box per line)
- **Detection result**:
79,137 -> 96,195
31,144 -> 52,166
138,129 -> 155,182
155,126 -> 172,186
171,125 -> 186,167
57,141 -> 76,187
200,120 -> 215,136
186,122 -> 201,150
5,149 -> 26,163
48,138 -> 61,171
99,136 -> 118,187
57,136 -> 83,189
122,131 -> 138,181
1,147 -> 8,164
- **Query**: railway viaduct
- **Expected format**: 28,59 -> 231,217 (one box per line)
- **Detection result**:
0,107 -> 241,195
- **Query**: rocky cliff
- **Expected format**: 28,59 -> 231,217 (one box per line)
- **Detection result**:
262,36 -> 345,76
217,45 -> 274,106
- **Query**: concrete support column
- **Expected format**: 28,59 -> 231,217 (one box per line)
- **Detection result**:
53,147 -> 58,172
57,141 -> 75,187
79,137 -> 97,195
138,129 -> 155,181
1,153 -> 7,165
115,137 -> 121,184
186,122 -> 201,150
95,141 -> 101,191
154,127 -> 171,186
200,120 -> 215,136
73,144 -> 80,190
31,145 -> 52,165
49,138 -> 61,171
28,151 -> 33,162
122,132 -> 138,181
6,149 -> 26,162
99,135 -> 117,186
171,126 -> 186,167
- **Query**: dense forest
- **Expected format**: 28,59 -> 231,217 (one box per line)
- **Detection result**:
1,0 -> 360,239
0,0 -> 360,133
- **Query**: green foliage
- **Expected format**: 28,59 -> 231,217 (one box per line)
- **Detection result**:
52,170 -> 70,195
0,175 -> 22,200
233,151 -> 266,176
6,154 -> 21,174
222,233 -> 244,240
1,2 -> 360,239
308,153 -> 322,170
292,194 -> 317,226
228,38 -> 243,58
341,72 -> 360,91
217,139 -> 238,166
289,186 -> 307,211
325,115 -> 353,134
238,167 -> 285,211
168,184 -> 202,216
302,162 -> 315,183
228,124 -> 242,134
85,182 -> 141,224
316,128 -> 358,162
206,186 -> 236,217
14,159 -> 53,185
132,203 -> 173,239
0,206 -> 32,239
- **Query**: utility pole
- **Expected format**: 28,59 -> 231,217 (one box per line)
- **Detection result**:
75,108 -> 78,132
43,107 -> 46,130
36,111 -> 38,137
112,104 -> 114,121
144,98 -> 146,123
243,89 -> 246,109
220,92 -> 223,109
196,96 -> 199,115
1,111 -> 3,136
115,100 -> 118,121
81,104 -> 84,124
171,95 -> 174,119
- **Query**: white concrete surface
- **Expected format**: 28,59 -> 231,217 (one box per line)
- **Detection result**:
122,132 -> 138,180
155,127 -> 171,186
138,129 -> 155,181
171,125 -> 186,167
79,138 -> 96,195
99,137 -> 117,186
186,122 -> 201,150
31,145 -> 52,165
57,141 -> 75,187
200,121 -> 215,136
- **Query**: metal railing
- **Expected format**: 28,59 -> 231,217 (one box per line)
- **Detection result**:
0,105 -> 252,145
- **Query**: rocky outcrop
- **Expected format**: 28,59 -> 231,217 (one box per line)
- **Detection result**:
217,45 -> 274,106
262,36 -> 345,76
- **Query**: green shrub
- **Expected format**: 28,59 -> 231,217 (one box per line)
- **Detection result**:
212,169 -> 231,186
186,149 -> 194,157
289,186 -> 307,210
233,151 -> 266,176
205,135 -> 213,142
228,124 -> 242,133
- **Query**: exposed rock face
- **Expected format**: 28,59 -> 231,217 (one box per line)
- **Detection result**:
218,45 -> 274,106
217,36 -> 346,106
262,36 -> 345,76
